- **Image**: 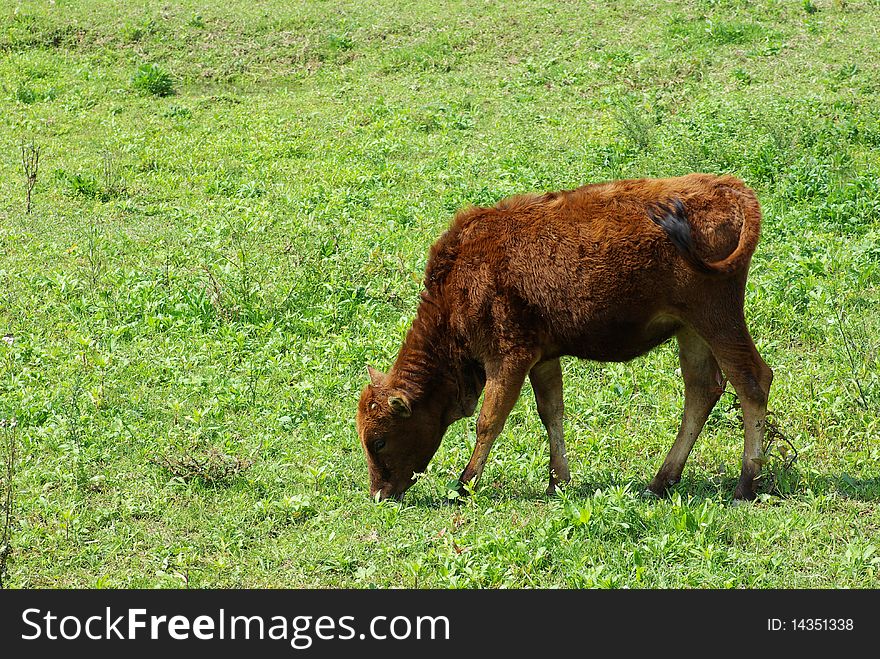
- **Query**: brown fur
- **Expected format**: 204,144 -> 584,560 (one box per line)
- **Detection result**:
357,173 -> 772,501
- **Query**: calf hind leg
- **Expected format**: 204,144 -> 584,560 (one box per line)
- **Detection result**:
529,358 -> 571,495
706,327 -> 773,501
648,327 -> 724,497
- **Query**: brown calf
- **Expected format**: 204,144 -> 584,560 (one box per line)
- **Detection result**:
357,173 -> 772,502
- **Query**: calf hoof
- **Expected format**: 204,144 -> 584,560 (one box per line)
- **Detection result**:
733,473 -> 758,502
546,474 -> 571,496
455,482 -> 473,499
640,488 -> 661,500
645,476 -> 679,498
545,481 -> 564,496
733,485 -> 757,502
443,479 -> 472,504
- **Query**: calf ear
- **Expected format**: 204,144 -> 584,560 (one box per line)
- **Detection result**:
367,365 -> 386,387
388,394 -> 412,418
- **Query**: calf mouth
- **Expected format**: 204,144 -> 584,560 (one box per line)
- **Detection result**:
371,484 -> 406,502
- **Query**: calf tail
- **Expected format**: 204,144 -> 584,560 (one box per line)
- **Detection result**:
649,186 -> 762,276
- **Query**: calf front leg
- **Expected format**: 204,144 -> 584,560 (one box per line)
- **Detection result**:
529,358 -> 570,495
457,354 -> 536,495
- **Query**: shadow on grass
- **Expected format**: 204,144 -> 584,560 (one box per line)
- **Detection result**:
398,471 -> 880,508
570,471 -> 880,503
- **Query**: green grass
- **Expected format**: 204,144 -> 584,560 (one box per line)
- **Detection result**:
1,0 -> 879,588
131,63 -> 174,97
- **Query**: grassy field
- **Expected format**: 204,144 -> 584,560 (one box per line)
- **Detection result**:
1,0 -> 879,588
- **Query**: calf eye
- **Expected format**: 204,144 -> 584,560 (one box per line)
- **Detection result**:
373,439 -> 386,452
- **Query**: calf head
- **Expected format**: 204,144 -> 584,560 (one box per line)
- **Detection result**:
356,366 -> 446,500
